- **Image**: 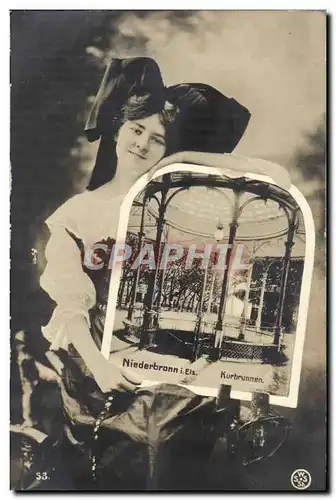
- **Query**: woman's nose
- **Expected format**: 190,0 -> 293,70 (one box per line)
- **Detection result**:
135,134 -> 149,152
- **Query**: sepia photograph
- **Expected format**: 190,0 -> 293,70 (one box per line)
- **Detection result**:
10,10 -> 326,491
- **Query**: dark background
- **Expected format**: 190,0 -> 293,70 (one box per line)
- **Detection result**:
10,10 -> 326,491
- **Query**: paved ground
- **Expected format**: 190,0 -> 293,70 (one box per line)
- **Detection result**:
109,309 -> 295,398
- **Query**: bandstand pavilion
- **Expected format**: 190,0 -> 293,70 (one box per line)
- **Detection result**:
117,171 -> 305,364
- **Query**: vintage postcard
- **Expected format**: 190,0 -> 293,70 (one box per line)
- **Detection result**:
102,161 -> 314,408
10,10 -> 326,492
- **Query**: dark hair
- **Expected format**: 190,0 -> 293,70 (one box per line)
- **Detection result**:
87,92 -> 179,191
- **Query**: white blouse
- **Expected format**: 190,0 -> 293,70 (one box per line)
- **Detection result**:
40,185 -> 126,351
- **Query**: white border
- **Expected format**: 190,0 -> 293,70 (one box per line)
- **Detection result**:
5,6 -> 327,496
102,162 -> 314,408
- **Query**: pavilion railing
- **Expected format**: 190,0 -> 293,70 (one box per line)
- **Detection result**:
122,308 -> 286,363
123,308 -> 285,339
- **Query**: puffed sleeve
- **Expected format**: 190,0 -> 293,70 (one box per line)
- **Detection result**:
40,195 -> 97,351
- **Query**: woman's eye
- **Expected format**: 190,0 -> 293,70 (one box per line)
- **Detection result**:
131,127 -> 142,135
152,137 -> 165,146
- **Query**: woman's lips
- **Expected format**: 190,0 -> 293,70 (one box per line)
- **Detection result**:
128,150 -> 146,160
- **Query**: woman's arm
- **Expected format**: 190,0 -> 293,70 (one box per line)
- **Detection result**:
66,314 -> 109,389
65,314 -> 140,393
148,151 -> 291,190
41,226 -> 140,393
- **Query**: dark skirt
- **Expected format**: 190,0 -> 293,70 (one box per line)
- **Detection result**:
58,344 -> 233,490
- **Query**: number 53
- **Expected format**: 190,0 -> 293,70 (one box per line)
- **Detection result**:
35,472 -> 49,481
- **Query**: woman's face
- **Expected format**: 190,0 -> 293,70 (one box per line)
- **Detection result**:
115,113 -> 166,176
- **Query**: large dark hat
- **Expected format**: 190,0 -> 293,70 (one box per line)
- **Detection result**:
85,57 -> 251,152
85,57 -> 251,189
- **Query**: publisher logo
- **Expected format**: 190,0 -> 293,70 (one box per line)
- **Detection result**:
291,469 -> 312,490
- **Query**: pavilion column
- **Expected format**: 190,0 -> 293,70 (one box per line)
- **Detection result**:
207,272 -> 216,314
238,258 -> 254,340
141,190 -> 168,347
256,259 -> 270,331
127,197 -> 147,322
154,226 -> 170,326
192,261 -> 210,362
273,215 -> 296,347
154,244 -> 165,311
211,191 -> 241,361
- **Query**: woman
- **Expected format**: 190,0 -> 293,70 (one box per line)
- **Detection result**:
37,57 -> 279,490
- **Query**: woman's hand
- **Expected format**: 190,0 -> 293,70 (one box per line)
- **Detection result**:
147,151 -> 292,191
146,151 -> 187,179
65,314 -> 142,395
95,358 -> 142,394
